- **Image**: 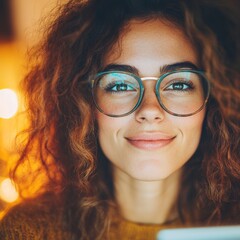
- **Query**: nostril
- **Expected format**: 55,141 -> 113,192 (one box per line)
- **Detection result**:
135,102 -> 165,123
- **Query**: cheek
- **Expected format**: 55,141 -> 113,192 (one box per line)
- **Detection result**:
174,111 -> 205,153
96,112 -> 133,171
96,112 -> 121,136
96,112 -> 128,155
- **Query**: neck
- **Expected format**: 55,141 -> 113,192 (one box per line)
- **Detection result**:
113,168 -> 182,224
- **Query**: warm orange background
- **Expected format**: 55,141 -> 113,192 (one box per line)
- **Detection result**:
0,0 -> 67,212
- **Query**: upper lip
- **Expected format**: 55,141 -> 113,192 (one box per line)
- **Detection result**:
125,132 -> 176,141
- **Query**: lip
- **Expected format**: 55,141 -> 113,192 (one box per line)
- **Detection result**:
125,133 -> 176,150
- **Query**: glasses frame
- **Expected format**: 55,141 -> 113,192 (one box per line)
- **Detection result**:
91,69 -> 210,117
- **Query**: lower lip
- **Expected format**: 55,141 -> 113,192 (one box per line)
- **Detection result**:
126,138 -> 175,150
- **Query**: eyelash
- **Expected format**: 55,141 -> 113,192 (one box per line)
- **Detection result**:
104,82 -> 136,93
163,80 -> 195,91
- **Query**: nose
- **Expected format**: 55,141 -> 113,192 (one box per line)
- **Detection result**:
135,82 -> 165,123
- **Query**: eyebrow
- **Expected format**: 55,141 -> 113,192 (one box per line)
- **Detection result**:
101,64 -> 139,74
101,61 -> 200,75
160,61 -> 199,73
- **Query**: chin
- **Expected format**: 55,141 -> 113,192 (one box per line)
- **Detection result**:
128,164 -> 179,181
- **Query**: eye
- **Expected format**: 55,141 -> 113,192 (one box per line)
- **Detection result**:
164,80 -> 194,91
96,72 -> 140,96
107,82 -> 136,92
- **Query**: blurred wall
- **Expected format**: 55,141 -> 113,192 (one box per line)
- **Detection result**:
11,0 -> 68,45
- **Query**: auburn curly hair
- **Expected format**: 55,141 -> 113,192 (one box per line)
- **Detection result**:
11,0 -> 240,239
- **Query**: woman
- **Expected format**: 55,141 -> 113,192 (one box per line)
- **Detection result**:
1,0 -> 239,239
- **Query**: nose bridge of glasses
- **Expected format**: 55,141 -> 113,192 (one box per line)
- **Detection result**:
139,79 -> 162,110
140,76 -> 160,103
141,77 -> 159,81
136,81 -> 165,121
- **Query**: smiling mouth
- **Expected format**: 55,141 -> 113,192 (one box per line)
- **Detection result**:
126,136 -> 175,150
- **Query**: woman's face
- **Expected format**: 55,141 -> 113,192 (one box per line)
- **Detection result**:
96,19 -> 205,181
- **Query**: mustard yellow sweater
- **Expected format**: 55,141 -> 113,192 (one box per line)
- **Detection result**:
0,198 -> 179,240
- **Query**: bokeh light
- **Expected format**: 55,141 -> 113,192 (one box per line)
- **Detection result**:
0,88 -> 18,119
0,178 -> 19,203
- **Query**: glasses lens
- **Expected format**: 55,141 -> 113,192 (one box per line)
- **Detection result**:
158,71 -> 209,116
93,72 -> 141,116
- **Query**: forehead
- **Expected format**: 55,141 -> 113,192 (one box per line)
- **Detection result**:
103,19 -> 198,76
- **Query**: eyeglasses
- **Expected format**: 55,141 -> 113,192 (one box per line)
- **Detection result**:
91,70 -> 210,117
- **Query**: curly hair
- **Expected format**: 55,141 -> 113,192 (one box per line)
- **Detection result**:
11,0 -> 240,239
